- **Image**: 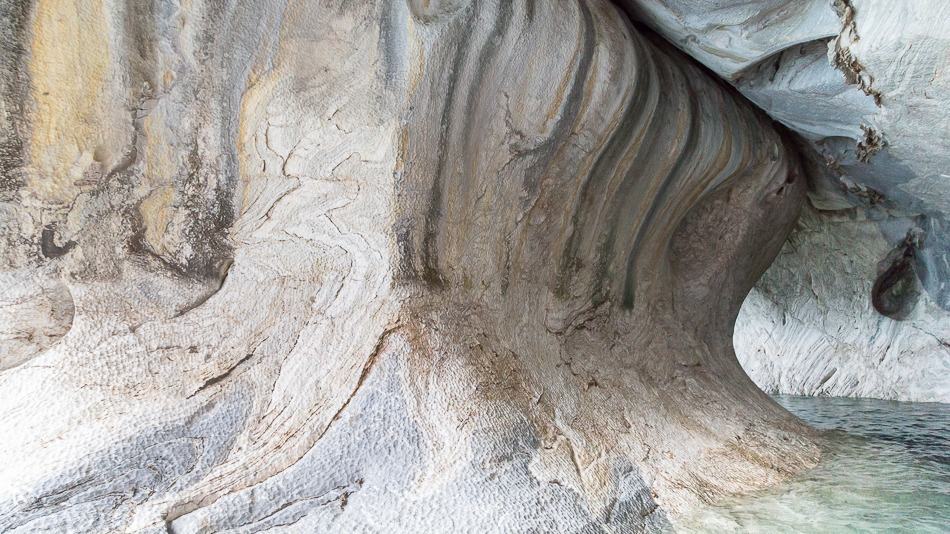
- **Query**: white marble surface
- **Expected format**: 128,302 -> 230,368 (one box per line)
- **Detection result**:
736,208 -> 950,403
0,1 -> 821,531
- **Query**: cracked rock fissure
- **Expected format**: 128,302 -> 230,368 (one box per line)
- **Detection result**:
0,1 -> 824,532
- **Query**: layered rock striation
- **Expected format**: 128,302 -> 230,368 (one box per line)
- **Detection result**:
620,0 -> 950,401
0,0 -> 843,531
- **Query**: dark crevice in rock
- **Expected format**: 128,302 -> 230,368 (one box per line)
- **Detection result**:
872,229 -> 923,320
186,349 -> 254,399
40,224 -> 76,259
171,258 -> 233,319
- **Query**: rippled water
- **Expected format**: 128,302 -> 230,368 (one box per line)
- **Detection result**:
680,395 -> 950,533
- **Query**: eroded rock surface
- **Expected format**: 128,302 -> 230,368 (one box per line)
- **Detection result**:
2,0 -> 824,531
735,207 -> 950,403
621,0 -> 950,401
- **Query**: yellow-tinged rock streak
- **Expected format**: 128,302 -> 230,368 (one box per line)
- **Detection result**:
28,0 -> 129,205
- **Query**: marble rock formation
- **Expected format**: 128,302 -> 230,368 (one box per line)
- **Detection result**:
620,0 -> 950,401
735,207 -> 950,403
7,0 -> 944,531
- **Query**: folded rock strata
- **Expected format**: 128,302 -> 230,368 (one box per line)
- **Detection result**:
1,0 -> 821,531
621,0 -> 950,401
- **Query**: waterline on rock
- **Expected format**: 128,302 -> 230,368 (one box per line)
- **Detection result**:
681,395 -> 950,533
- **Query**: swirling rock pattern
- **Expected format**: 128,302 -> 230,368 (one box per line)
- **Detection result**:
622,0 -> 950,401
1,0 -> 816,531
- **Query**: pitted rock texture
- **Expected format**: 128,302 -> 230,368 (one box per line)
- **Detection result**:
1,0 -> 818,532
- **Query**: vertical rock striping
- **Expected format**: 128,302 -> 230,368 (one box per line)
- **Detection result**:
0,1 -> 819,531
620,0 -> 950,401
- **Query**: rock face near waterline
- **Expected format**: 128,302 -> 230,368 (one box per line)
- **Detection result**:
622,0 -> 950,401
0,0 -> 818,531
735,207 -> 950,403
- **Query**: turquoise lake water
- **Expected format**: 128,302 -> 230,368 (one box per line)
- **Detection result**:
680,395 -> 950,533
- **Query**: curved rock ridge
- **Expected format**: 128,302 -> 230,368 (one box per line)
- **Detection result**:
618,0 -> 841,79
620,0 -> 950,400
1,0 -> 815,531
620,0 -> 950,221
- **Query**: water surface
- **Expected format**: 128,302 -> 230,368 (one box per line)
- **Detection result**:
681,395 -> 950,533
